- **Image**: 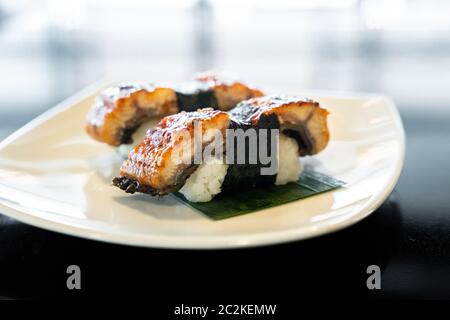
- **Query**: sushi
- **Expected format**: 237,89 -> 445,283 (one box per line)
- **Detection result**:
112,95 -> 330,203
113,108 -> 230,196
85,72 -> 264,150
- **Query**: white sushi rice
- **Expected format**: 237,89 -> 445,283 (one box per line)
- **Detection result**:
179,133 -> 303,203
179,158 -> 229,203
275,133 -> 303,185
116,117 -> 162,158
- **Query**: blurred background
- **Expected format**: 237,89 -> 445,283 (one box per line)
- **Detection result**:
0,0 -> 449,139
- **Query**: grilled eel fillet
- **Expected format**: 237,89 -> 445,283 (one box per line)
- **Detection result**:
113,109 -> 230,196
229,95 -> 329,156
113,96 -> 329,197
86,72 -> 263,146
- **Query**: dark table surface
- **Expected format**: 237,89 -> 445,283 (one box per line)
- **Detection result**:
0,112 -> 449,302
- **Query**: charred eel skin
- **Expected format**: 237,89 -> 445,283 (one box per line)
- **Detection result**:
112,176 -> 159,195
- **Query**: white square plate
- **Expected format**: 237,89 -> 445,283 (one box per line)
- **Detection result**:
0,84 -> 405,249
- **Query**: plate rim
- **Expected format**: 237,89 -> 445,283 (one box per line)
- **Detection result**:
0,84 -> 406,249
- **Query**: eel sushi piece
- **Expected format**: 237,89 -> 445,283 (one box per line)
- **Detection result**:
216,95 -> 330,195
113,96 -> 330,203
85,72 -> 264,148
228,95 -> 330,156
113,109 -> 230,196
86,83 -> 177,146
